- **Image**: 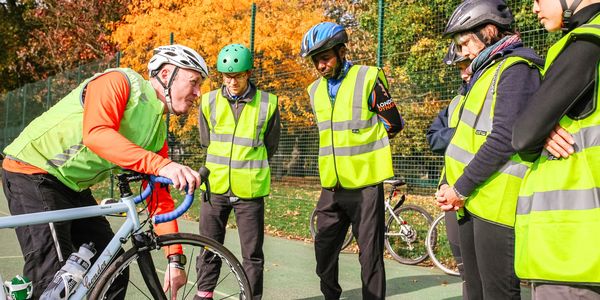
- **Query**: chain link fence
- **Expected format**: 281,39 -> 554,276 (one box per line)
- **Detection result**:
0,1 -> 556,197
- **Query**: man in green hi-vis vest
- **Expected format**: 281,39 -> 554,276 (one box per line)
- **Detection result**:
197,43 -> 280,300
300,22 -> 404,300
1,44 -> 209,299
512,0 -> 600,298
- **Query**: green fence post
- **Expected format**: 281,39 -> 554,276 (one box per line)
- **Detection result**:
77,63 -> 82,83
250,3 -> 256,57
21,87 -> 26,128
116,51 -> 121,68
46,77 -> 52,109
4,94 -> 9,148
377,0 -> 384,68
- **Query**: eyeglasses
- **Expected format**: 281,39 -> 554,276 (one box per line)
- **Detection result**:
223,72 -> 248,82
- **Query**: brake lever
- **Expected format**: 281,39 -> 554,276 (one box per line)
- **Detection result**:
198,166 -> 212,205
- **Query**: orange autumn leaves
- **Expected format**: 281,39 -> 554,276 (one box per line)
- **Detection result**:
111,0 -> 327,134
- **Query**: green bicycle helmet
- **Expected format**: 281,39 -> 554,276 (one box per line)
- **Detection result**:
217,44 -> 253,73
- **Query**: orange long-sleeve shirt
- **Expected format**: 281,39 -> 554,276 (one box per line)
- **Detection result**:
3,71 -> 181,255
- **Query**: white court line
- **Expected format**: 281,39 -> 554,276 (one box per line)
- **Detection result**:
0,256 -> 22,259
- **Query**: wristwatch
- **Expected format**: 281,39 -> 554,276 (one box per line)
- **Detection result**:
168,254 -> 187,266
452,186 -> 467,201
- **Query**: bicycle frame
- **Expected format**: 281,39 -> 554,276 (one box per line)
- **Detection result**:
0,173 -> 200,299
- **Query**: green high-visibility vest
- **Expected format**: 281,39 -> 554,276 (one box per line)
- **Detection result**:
201,89 -> 277,199
515,16 -> 600,284
437,94 -> 465,186
444,56 -> 538,227
307,65 -> 394,188
3,68 -> 166,191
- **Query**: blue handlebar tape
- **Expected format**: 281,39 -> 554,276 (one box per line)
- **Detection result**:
130,176 -> 194,224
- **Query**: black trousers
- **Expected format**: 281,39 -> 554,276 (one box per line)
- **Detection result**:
459,210 -> 520,300
314,184 -> 386,300
1,170 -> 127,299
197,194 -> 265,300
445,211 -> 468,299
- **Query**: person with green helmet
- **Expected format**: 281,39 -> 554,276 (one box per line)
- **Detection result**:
196,43 -> 280,300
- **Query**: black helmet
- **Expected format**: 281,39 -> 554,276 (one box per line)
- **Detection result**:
443,0 -> 514,37
443,42 -> 467,65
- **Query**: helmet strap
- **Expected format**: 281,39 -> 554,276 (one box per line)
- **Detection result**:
333,45 -> 345,79
154,66 -> 180,114
560,0 -> 584,31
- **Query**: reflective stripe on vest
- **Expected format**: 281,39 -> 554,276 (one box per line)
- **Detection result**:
444,56 -> 538,227
3,68 -> 166,191
514,15 -> 600,285
307,65 -> 394,188
447,95 -> 465,129
201,88 -> 277,199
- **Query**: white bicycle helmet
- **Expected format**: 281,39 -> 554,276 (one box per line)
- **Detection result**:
148,44 -> 209,79
147,44 -> 209,114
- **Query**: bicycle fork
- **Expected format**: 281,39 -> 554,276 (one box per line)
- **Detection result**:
385,197 -> 418,250
133,232 -> 168,300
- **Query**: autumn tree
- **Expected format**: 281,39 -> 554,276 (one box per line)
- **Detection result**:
0,0 -> 38,93
111,0 -> 327,135
0,0 -> 127,94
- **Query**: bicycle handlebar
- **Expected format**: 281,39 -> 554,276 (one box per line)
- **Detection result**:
131,167 -> 210,224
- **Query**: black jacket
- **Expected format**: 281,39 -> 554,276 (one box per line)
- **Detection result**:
512,4 -> 600,161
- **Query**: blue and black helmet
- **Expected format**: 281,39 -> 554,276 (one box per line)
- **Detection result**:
443,42 -> 468,65
300,22 -> 348,58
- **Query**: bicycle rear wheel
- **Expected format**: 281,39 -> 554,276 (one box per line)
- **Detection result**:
384,204 -> 433,265
426,214 -> 460,276
310,208 -> 353,250
89,233 -> 251,299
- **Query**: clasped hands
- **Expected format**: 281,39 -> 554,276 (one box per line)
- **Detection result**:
435,184 -> 465,212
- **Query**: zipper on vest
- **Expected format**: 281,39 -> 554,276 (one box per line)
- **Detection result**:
228,98 -> 243,193
330,96 -> 340,187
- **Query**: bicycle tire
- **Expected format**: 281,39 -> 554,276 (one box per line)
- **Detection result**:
384,204 -> 433,265
89,233 -> 252,300
310,208 -> 353,250
426,214 -> 460,276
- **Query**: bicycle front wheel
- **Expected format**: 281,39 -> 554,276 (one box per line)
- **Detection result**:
310,208 -> 353,251
384,204 -> 433,265
426,214 -> 460,276
89,233 -> 251,300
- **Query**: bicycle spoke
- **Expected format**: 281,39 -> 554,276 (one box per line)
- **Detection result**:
385,205 -> 432,265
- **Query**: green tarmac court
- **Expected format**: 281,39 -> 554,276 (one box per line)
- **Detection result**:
0,191 -> 531,299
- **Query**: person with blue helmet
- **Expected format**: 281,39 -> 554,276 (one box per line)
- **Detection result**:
301,21 -> 404,300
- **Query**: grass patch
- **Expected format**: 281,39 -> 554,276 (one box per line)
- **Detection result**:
91,179 -> 457,268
